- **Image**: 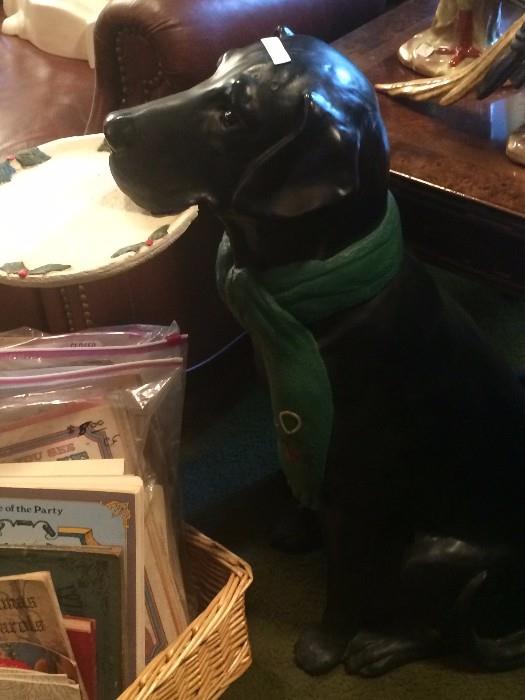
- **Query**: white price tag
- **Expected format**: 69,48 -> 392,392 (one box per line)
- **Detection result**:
261,37 -> 292,65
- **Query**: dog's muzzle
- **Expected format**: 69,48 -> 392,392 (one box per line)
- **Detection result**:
104,112 -> 137,152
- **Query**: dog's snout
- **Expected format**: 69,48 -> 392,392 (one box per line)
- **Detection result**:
104,112 -> 137,152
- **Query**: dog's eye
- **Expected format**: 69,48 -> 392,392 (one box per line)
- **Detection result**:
221,110 -> 239,128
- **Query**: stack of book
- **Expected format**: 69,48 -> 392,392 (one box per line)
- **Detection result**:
0,326 -> 191,699
0,569 -> 94,700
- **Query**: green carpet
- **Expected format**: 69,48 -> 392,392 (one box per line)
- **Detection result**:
183,264 -> 525,700
199,477 -> 525,700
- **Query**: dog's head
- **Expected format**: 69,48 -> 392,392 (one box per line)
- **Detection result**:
105,30 -> 389,265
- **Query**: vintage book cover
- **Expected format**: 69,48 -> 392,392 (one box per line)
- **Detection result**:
0,475 -> 145,687
0,546 -> 119,700
0,571 -> 82,691
0,402 -> 130,464
64,616 -> 97,700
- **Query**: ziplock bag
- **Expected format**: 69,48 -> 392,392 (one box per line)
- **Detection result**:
0,323 -> 191,656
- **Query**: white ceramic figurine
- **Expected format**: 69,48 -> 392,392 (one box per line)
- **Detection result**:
398,0 -> 502,76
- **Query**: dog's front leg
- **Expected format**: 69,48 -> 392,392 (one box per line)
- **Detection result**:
294,500 -> 386,675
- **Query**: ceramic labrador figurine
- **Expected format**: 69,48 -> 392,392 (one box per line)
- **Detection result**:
104,30 -> 525,678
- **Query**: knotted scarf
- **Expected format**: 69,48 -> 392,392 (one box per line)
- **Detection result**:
217,193 -> 403,509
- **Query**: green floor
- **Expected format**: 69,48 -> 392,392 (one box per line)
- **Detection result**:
183,265 -> 525,700
206,478 -> 525,700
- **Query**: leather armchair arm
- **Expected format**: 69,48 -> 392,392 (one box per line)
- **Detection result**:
87,0 -> 385,131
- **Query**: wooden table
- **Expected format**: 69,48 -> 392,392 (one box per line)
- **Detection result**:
334,0 -> 525,293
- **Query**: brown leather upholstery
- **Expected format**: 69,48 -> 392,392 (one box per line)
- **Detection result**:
1,0 -> 385,362
0,9 -> 94,157
87,0 -> 385,130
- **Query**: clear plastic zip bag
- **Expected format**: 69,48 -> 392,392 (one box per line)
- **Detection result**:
0,324 -> 191,660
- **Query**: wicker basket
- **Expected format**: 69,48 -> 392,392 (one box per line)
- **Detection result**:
119,526 -> 254,700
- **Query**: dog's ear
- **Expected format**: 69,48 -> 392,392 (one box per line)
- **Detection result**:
275,26 -> 295,38
233,93 -> 361,218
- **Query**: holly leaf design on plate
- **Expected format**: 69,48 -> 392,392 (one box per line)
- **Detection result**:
149,225 -> 169,241
0,262 -> 26,274
111,243 -> 144,258
28,264 -> 72,275
15,147 -> 51,167
0,161 -> 16,185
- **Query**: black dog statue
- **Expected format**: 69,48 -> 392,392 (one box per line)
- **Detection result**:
104,30 -> 525,678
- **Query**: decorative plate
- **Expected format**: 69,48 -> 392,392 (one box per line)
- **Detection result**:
0,134 -> 198,288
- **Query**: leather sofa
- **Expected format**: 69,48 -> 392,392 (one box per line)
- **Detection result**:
1,0 -> 386,362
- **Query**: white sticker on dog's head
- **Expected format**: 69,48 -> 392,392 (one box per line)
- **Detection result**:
261,37 -> 292,65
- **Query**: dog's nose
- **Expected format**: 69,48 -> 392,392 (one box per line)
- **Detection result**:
104,112 -> 137,152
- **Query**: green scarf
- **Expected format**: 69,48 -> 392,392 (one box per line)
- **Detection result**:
217,193 -> 403,509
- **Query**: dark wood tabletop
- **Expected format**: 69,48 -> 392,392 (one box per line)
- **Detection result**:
334,0 -> 525,292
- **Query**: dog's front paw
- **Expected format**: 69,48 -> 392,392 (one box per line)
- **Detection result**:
294,624 -> 349,675
344,629 -> 443,677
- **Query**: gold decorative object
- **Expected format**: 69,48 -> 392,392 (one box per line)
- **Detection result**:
105,500 -> 132,529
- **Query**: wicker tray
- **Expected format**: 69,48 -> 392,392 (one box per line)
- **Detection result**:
119,526 -> 253,700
